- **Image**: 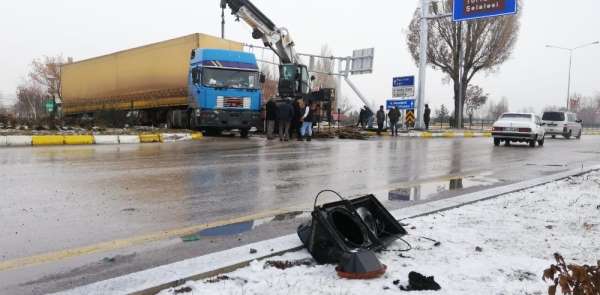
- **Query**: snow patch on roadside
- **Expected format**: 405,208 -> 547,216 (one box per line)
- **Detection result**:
160,172 -> 600,295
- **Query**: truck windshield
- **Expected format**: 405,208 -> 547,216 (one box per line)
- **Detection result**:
203,68 -> 259,89
542,112 -> 565,121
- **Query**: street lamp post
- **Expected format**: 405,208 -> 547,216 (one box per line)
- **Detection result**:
546,41 -> 599,111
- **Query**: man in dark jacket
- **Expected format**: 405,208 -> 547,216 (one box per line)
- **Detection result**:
265,98 -> 277,140
388,106 -> 401,136
376,105 -> 385,135
424,104 -> 431,130
292,99 -> 304,141
277,100 -> 294,141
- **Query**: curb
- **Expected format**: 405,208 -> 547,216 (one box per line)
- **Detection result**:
54,164 -> 600,295
0,133 -> 203,148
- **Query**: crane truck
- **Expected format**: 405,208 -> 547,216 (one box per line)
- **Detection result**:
221,0 -> 317,103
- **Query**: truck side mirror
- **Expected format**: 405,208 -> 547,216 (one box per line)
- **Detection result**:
260,73 -> 266,84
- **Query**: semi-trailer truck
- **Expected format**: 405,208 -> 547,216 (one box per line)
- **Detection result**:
60,33 -> 263,137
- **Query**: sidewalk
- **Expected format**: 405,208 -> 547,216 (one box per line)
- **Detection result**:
158,170 -> 600,294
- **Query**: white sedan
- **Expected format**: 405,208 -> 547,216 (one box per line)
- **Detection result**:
491,113 -> 546,147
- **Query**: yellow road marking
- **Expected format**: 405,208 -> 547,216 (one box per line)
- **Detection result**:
0,209 -> 287,272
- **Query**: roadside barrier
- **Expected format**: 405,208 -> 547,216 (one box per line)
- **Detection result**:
6,136 -> 32,146
192,132 -> 204,140
93,135 -> 119,145
64,135 -> 94,145
32,135 -> 64,146
0,136 -> 6,146
118,135 -> 141,144
139,133 -> 161,143
161,133 -> 193,142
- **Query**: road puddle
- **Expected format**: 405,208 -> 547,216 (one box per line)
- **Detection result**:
182,211 -> 308,241
388,173 -> 502,202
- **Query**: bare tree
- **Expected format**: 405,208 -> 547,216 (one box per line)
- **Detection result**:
30,55 -> 65,99
574,94 -> 600,127
336,96 -> 354,115
406,0 -> 521,127
435,104 -> 450,122
14,80 -> 46,121
488,97 -> 509,120
312,45 -> 336,90
465,85 -> 488,125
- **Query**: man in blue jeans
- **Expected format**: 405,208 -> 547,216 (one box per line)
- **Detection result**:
301,101 -> 315,141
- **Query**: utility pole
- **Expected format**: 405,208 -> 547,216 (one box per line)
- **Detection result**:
546,41 -> 599,111
220,1 -> 226,38
415,0 -> 429,130
457,21 -> 465,129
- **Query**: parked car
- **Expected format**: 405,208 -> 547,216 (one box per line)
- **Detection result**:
492,113 -> 546,147
541,111 -> 582,139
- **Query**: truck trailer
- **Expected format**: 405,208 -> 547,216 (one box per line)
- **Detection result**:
60,33 -> 262,136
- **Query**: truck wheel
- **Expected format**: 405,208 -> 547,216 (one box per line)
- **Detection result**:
538,136 -> 544,147
240,128 -> 250,138
494,138 -> 501,146
505,140 -> 511,146
576,130 -> 582,139
529,140 -> 536,148
551,135 -> 556,139
564,130 -> 572,139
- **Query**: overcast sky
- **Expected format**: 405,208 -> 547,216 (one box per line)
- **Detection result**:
1,0 -> 599,113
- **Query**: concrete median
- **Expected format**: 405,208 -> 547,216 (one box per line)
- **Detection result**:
93,135 -> 120,145
5,136 -> 32,146
32,135 -> 64,146
139,134 -> 161,143
118,135 -> 141,144
0,136 -> 6,147
64,135 -> 94,145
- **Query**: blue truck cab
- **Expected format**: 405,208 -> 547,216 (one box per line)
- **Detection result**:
188,49 -> 262,136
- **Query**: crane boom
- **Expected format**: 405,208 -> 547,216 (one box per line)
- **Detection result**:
221,0 -> 312,99
221,0 -> 299,65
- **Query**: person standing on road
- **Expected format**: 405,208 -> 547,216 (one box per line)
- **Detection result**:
358,108 -> 366,128
376,105 -> 385,135
292,98 -> 303,141
388,106 -> 401,136
277,99 -> 294,141
265,98 -> 277,140
301,102 -> 315,141
424,104 -> 431,131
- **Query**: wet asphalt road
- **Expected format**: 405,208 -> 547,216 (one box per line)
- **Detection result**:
2,135 -> 600,294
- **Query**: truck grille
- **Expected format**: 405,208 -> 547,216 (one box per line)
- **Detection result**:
216,97 -> 251,109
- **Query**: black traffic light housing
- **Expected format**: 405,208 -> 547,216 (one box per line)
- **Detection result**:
297,193 -> 407,277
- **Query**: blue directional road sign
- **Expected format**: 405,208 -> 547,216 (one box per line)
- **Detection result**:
387,99 -> 415,110
453,0 -> 517,22
393,76 -> 414,87
392,76 -> 415,98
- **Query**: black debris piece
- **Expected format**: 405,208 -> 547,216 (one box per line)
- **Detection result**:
399,271 -> 441,291
249,248 -> 257,254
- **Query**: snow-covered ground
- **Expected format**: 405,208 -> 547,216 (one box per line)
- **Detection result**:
159,172 -> 600,295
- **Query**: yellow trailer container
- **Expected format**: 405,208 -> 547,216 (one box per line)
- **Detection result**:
60,33 -> 243,115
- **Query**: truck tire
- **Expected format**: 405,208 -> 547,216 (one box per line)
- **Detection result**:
494,138 -> 501,146
529,140 -> 536,148
564,130 -> 572,139
240,128 -> 250,138
505,140 -> 511,146
538,136 -> 545,147
576,130 -> 582,139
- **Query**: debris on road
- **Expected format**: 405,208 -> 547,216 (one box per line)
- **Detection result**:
399,271 -> 441,291
159,171 -> 600,295
336,127 -> 370,140
263,258 -> 314,270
